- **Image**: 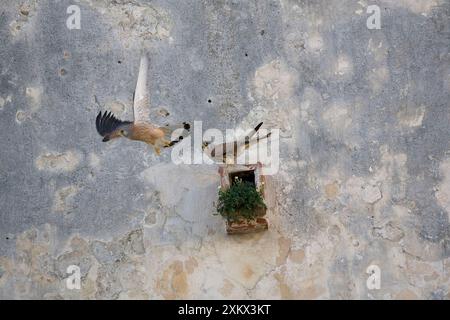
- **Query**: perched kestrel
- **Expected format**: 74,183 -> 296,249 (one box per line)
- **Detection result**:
95,55 -> 190,155
202,122 -> 271,164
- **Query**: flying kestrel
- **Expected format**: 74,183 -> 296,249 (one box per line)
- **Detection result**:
95,55 -> 190,155
202,122 -> 271,164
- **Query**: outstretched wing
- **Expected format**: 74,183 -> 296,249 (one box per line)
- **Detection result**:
133,55 -> 151,123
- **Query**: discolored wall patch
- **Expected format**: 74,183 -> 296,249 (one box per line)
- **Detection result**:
35,150 -> 82,173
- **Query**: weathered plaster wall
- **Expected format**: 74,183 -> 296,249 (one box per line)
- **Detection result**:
0,0 -> 449,299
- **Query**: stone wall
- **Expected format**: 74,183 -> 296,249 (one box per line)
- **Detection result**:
0,0 -> 449,299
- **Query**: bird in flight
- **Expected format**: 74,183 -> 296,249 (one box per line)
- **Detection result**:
202,122 -> 271,164
95,55 -> 190,155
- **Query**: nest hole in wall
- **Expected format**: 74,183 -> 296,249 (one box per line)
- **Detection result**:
229,170 -> 255,187
218,165 -> 269,235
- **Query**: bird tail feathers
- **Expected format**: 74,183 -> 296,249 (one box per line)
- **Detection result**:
245,122 -> 263,140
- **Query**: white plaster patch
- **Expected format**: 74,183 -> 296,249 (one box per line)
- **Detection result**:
13,87 -> 42,123
339,177 -> 383,208
334,55 -> 353,77
88,153 -> 101,168
9,21 -> 22,37
361,185 -> 381,204
25,87 -> 41,106
213,232 -> 282,289
0,95 -> 12,110
53,185 -> 79,213
253,59 -> 297,101
397,106 -> 425,127
373,221 -> 404,242
242,59 -> 300,141
141,163 -> 219,229
306,34 -> 324,53
35,150 -> 82,173
105,101 -> 126,116
82,0 -> 172,48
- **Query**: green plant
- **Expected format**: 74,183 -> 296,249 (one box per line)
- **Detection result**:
216,178 -> 266,222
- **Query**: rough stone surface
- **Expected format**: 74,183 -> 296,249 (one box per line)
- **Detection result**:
0,0 -> 449,299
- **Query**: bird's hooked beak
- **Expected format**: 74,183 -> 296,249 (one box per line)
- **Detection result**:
102,136 -> 110,142
202,142 -> 209,150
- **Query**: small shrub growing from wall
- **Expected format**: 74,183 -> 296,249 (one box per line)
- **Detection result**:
216,177 -> 266,222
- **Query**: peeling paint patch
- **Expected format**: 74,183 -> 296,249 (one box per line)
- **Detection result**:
35,150 -> 82,173
361,184 -> 382,204
397,106 -> 426,127
53,185 -> 79,213
25,87 -> 41,107
0,95 -> 12,110
339,176 -> 383,209
373,221 -> 405,242
253,59 -> 297,101
13,87 -> 42,123
105,101 -> 126,116
82,0 -> 172,47
9,21 -> 22,37
334,55 -> 353,77
9,0 -> 37,37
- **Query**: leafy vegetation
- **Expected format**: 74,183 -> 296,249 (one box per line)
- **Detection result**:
216,178 -> 266,222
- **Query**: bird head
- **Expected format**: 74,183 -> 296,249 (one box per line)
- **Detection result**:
95,111 -> 132,142
202,140 -> 211,150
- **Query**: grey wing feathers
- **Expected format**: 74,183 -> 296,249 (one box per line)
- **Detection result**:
206,122 -> 268,162
133,55 -> 151,123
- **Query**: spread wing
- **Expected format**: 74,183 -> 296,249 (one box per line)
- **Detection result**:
133,55 -> 151,123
